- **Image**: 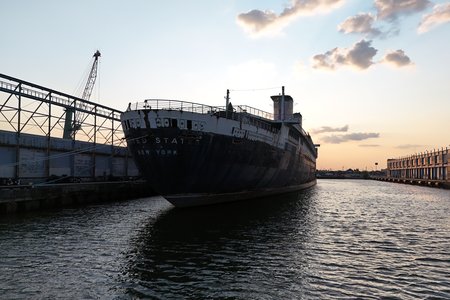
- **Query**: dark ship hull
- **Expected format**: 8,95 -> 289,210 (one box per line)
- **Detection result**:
121,92 -> 318,207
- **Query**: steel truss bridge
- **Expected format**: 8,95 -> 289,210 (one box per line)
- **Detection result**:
0,73 -> 124,147
0,73 -> 135,182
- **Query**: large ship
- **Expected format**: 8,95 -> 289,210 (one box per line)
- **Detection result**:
121,87 -> 318,207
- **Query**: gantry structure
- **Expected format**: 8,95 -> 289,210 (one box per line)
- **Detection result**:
0,73 -> 125,147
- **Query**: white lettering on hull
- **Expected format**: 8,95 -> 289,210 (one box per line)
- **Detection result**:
132,137 -> 186,145
232,127 -> 246,138
155,137 -> 182,144
137,149 -> 178,157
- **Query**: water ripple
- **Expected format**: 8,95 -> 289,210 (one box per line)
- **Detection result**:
1,180 -> 449,299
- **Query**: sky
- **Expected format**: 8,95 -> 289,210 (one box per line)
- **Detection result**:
1,0 -> 450,170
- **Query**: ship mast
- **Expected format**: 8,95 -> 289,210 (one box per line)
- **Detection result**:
281,86 -> 285,121
225,89 -> 230,119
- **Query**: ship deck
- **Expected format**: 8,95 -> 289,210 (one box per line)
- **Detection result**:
128,99 -> 274,121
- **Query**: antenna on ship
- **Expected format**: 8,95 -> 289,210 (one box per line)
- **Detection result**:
281,86 -> 285,121
225,89 -> 230,119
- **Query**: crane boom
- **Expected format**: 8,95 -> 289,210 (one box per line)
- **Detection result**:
63,50 -> 101,139
81,50 -> 101,101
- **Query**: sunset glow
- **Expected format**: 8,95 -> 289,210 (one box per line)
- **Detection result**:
2,0 -> 449,170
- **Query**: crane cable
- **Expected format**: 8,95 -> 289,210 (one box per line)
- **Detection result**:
230,86 -> 281,92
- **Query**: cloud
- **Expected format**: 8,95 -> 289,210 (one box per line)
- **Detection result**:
236,10 -> 279,34
312,39 -> 378,70
237,0 -> 345,36
339,1 -> 432,38
321,132 -> 380,144
383,49 -> 413,67
395,144 -> 425,149
359,144 -> 381,147
311,40 -> 414,70
375,0 -> 432,21
338,13 -> 381,36
418,3 -> 450,33
312,125 -> 349,134
315,125 -> 380,145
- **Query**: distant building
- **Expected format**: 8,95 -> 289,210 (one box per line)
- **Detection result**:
386,147 -> 449,187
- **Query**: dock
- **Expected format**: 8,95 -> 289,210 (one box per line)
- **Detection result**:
0,181 -> 154,214
0,73 -> 153,214
375,176 -> 450,189
383,147 -> 450,189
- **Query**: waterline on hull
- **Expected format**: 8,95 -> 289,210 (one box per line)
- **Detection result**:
164,180 -> 317,207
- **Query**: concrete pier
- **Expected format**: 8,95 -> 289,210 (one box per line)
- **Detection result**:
0,181 -> 154,214
385,147 -> 449,189
375,176 -> 450,189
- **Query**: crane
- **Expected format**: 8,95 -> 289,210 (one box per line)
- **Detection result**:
63,50 -> 101,139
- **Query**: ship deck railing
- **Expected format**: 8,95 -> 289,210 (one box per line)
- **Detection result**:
129,99 -> 274,121
129,99 -> 317,152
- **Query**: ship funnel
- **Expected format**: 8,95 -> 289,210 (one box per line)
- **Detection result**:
271,94 -> 293,121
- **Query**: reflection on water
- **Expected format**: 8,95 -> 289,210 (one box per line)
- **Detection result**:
125,191 -> 315,299
1,180 -> 449,299
0,197 -> 172,299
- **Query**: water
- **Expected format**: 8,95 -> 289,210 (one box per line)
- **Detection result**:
1,180 -> 449,299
